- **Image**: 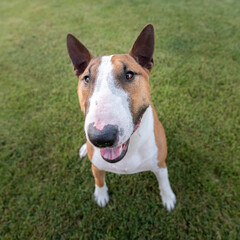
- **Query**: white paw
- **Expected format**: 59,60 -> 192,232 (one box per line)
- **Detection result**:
79,143 -> 87,158
161,189 -> 176,212
94,183 -> 109,208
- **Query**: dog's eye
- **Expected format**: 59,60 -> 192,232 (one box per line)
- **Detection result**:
83,75 -> 90,84
126,71 -> 134,80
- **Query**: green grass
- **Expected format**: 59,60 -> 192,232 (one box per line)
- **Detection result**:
0,0 -> 240,239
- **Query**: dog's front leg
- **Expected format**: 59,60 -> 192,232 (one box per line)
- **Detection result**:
91,164 -> 109,207
153,167 -> 176,211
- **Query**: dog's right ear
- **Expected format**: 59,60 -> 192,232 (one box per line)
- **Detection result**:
66,34 -> 93,76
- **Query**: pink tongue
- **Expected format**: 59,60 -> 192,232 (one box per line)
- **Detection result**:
100,145 -> 123,160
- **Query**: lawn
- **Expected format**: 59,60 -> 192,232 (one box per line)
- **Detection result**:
0,0 -> 239,239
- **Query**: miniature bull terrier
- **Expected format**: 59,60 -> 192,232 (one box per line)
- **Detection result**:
67,24 -> 176,211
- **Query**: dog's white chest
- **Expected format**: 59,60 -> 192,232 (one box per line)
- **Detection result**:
91,106 -> 158,174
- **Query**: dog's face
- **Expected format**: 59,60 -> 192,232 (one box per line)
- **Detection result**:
67,24 -> 154,163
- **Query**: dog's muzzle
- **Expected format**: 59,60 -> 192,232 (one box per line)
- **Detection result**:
87,118 -> 142,163
88,123 -> 128,163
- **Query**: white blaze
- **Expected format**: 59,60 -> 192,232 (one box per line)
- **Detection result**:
85,55 -> 133,146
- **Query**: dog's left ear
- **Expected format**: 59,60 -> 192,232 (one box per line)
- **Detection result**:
129,24 -> 154,71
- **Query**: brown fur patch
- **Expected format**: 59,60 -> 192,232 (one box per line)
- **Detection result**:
86,140 -> 94,160
151,104 -> 167,168
91,164 -> 105,187
77,57 -> 102,115
111,54 -> 151,124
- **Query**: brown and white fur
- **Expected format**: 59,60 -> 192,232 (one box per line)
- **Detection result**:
67,24 -> 176,211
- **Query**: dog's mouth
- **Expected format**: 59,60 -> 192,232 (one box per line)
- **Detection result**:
100,118 -> 142,163
100,139 -> 130,163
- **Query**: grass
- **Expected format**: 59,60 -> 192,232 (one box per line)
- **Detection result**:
0,0 -> 239,239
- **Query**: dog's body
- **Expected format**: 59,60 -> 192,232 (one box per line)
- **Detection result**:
67,24 -> 176,211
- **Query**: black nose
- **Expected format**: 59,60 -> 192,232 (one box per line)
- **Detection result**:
87,123 -> 118,148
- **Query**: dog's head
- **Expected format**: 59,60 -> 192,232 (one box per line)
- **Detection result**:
67,24 -> 154,163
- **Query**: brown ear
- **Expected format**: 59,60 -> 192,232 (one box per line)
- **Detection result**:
129,24 -> 154,71
66,33 -> 93,76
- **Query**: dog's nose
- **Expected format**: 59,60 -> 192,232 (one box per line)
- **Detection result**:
87,123 -> 118,148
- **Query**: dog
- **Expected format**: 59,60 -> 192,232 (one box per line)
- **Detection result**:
66,24 -> 176,211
